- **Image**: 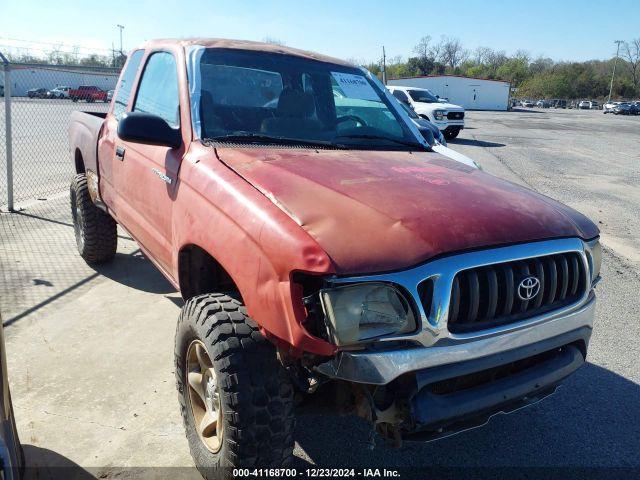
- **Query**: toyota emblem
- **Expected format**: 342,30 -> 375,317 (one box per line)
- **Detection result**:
518,276 -> 540,301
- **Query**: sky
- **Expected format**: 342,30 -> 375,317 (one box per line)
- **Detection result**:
1,0 -> 639,64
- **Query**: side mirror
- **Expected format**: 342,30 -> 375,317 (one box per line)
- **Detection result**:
118,112 -> 181,148
419,127 -> 435,146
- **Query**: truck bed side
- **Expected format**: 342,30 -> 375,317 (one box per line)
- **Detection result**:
69,111 -> 106,176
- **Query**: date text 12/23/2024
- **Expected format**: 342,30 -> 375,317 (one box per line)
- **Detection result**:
233,468 -> 401,477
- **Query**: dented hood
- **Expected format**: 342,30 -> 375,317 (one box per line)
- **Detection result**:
217,147 -> 598,274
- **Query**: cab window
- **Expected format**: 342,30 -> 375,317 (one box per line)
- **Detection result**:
134,52 -> 180,128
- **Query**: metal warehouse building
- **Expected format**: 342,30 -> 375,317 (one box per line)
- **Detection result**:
388,75 -> 511,111
3,64 -> 118,97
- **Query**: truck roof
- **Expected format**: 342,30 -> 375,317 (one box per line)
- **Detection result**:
137,38 -> 352,67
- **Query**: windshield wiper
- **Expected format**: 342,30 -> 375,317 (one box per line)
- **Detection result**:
334,134 -> 429,151
206,133 -> 345,149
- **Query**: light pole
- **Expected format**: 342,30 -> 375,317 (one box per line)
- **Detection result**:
608,40 -> 623,103
381,46 -> 387,85
117,24 -> 125,57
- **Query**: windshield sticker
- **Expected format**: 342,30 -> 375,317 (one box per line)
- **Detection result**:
331,72 -> 379,101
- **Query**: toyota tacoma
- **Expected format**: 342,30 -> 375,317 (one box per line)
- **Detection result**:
68,39 -> 601,476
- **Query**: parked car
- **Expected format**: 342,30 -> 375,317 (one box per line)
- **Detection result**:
603,101 -> 621,113
629,102 -> 640,115
612,103 -> 632,115
27,88 -> 48,98
107,89 -> 115,102
387,85 -> 465,140
590,100 -> 600,110
578,100 -> 591,109
522,100 -> 535,107
69,85 -> 108,102
0,313 -> 24,479
69,38 -> 601,474
47,86 -> 71,99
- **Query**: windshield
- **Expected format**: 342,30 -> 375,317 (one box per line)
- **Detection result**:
193,49 -> 422,150
407,89 -> 439,103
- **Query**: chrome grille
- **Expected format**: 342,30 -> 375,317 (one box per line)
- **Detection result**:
448,252 -> 586,333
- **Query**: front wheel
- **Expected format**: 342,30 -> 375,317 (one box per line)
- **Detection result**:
175,294 -> 294,477
70,174 -> 117,264
444,128 -> 461,140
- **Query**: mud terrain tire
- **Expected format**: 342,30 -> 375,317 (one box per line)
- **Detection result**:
175,293 -> 294,478
70,174 -> 117,264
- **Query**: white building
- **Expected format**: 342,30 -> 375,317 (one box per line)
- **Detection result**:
4,64 -> 119,97
388,75 -> 511,111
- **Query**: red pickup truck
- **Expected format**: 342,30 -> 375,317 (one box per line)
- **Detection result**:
69,39 -> 601,474
69,85 -> 108,102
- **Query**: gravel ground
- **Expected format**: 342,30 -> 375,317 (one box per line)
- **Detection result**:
0,106 -> 638,477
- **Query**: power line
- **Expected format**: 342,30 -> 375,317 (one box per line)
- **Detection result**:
0,36 -> 113,53
0,45 -> 112,60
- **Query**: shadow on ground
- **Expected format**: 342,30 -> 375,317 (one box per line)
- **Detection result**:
23,445 -> 94,479
22,445 -> 203,479
93,251 -> 175,295
449,138 -> 506,148
1,198 -> 176,327
509,108 -> 549,114
294,362 -> 640,468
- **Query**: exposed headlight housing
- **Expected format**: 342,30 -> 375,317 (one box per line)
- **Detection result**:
320,282 -> 416,346
586,239 -> 602,286
434,110 -> 446,121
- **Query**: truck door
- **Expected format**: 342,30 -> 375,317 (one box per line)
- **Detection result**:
98,49 -> 145,210
112,51 -> 183,274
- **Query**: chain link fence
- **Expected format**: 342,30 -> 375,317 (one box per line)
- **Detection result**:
1,59 -> 120,209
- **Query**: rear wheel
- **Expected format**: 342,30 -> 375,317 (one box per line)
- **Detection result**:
175,294 -> 294,478
70,174 -> 117,264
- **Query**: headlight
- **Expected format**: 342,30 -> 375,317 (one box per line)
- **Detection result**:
587,239 -> 602,285
320,283 -> 416,346
434,110 -> 445,121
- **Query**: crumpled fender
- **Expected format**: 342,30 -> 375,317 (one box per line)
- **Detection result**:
172,143 -> 336,356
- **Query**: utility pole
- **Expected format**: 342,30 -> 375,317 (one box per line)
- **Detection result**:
382,46 -> 387,85
117,24 -> 125,57
608,40 -> 623,103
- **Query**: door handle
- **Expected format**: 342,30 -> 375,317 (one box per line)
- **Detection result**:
115,146 -> 125,160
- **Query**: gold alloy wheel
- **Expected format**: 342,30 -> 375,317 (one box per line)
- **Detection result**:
186,340 -> 224,453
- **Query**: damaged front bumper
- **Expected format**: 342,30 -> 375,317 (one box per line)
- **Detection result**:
314,297 -> 594,438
